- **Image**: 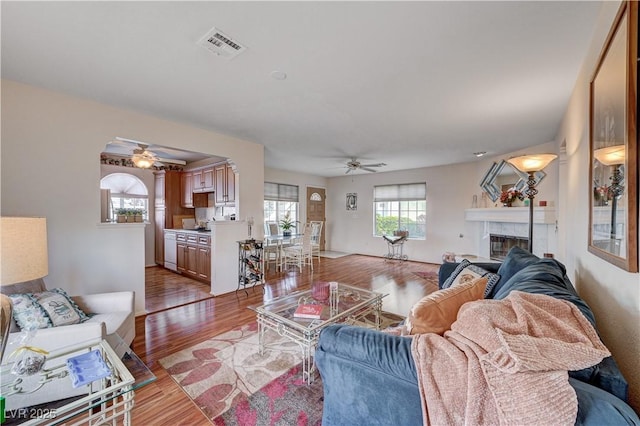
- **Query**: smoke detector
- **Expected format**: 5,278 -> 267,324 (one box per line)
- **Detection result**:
197,27 -> 247,59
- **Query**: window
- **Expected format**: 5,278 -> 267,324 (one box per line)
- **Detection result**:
264,182 -> 299,233
100,173 -> 149,221
374,183 -> 426,238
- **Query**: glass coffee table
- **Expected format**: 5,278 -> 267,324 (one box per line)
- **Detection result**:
1,336 -> 155,425
249,283 -> 386,384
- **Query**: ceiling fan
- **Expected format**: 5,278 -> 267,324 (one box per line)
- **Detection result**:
345,158 -> 387,174
105,137 -> 187,169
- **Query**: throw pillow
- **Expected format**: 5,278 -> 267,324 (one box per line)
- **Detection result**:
10,288 -> 89,330
406,276 -> 488,335
441,259 -> 500,297
9,293 -> 51,330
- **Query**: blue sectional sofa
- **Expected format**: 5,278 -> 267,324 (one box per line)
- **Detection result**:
316,247 -> 640,425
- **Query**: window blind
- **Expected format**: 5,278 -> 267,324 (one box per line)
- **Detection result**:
374,183 -> 426,202
264,182 -> 299,202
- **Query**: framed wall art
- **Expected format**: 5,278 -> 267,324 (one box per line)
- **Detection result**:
346,193 -> 357,211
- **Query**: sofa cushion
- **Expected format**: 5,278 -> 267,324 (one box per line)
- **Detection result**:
406,276 -> 487,335
441,259 -> 500,297
9,288 -> 89,330
491,246 -> 540,297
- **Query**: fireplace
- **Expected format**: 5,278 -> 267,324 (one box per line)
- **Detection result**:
490,234 -> 529,261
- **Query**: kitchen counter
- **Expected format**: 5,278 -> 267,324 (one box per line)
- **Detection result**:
164,220 -> 242,234
165,228 -> 211,234
164,221 -> 248,296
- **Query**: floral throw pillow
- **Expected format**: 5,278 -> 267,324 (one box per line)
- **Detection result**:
10,288 -> 89,330
9,293 -> 51,330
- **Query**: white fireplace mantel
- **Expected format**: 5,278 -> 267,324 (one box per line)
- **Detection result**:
464,207 -> 556,224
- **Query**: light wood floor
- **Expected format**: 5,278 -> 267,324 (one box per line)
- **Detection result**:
132,255 -> 440,425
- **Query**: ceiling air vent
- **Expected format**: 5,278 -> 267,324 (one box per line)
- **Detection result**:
197,27 -> 247,59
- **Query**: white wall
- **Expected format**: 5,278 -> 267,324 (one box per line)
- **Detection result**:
326,164 -> 480,263
555,0 -> 640,412
1,80 -> 265,315
266,143 -> 559,265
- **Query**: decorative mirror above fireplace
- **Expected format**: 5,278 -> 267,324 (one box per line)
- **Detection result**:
480,159 -> 546,203
588,0 -> 638,272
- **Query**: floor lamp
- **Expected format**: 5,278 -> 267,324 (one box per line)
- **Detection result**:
0,217 -> 49,361
594,145 -> 625,249
507,154 -> 557,254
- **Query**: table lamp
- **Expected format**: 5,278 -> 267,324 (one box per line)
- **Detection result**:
0,217 -> 49,361
507,154 -> 558,253
594,145 -> 625,243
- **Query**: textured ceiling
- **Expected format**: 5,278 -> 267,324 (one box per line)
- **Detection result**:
1,1 -> 603,176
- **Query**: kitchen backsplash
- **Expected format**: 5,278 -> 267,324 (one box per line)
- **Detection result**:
195,205 -> 236,222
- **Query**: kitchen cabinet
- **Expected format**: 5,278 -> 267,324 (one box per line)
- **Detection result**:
215,163 -> 235,205
154,208 -> 165,264
181,172 -> 193,208
154,170 -> 194,265
176,231 -> 211,282
192,167 -> 214,193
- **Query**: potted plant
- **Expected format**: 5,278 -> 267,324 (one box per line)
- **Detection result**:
131,208 -> 145,222
279,212 -> 297,237
115,208 -> 128,223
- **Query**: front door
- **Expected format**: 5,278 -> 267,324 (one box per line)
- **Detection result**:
306,187 -> 326,251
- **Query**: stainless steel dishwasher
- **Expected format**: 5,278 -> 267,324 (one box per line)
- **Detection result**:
164,231 -> 177,271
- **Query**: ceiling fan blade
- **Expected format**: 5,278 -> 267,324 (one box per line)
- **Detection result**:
360,163 -> 386,168
155,156 -> 187,166
114,137 -> 150,147
361,167 -> 378,173
345,168 -> 352,174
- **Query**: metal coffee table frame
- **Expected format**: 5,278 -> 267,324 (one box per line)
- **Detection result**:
1,336 -> 155,426
249,284 -> 386,384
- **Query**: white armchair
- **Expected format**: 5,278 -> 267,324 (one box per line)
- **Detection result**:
2,278 -> 135,358
1,278 -> 135,409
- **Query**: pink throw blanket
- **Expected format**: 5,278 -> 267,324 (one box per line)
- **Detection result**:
411,291 -> 610,425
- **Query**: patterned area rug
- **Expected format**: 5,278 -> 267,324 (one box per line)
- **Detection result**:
160,313 -> 404,424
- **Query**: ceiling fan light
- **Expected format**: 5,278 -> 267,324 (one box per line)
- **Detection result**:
132,153 -> 154,169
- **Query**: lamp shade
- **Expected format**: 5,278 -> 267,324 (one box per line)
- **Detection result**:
594,145 -> 625,166
507,154 -> 558,173
0,217 -> 49,285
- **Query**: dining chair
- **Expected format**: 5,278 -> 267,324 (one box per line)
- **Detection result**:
268,222 -> 280,237
309,221 -> 324,264
283,223 -> 313,272
263,238 -> 282,272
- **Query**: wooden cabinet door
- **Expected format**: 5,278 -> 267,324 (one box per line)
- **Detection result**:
177,242 -> 187,273
186,245 -> 198,276
197,246 -> 211,280
154,208 -> 166,265
214,165 -> 226,204
154,171 -> 166,207
181,172 -> 193,208
225,165 -> 235,203
192,169 -> 204,192
203,167 -> 215,191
